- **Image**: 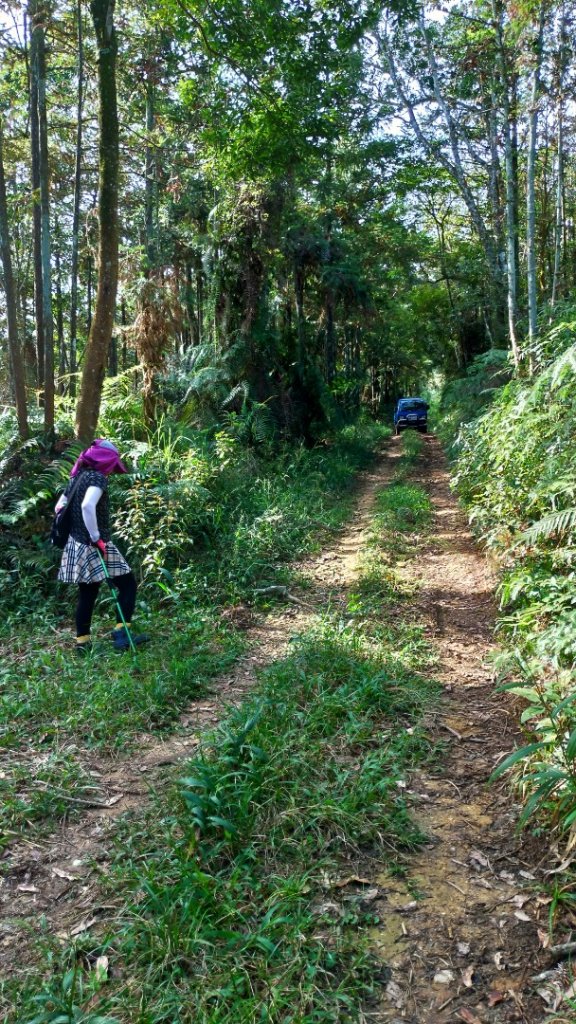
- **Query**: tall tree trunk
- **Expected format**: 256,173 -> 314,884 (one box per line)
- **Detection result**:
0,119 -> 29,440
195,249 -> 204,345
55,228 -> 66,393
31,0 -> 55,433
121,296 -> 127,369
294,263 -> 306,375
145,76 -> 156,270
526,2 -> 546,360
324,289 -> 336,386
75,0 -> 119,443
28,4 -> 44,394
551,4 -> 568,306
86,254 -> 92,334
69,0 -> 84,398
492,0 -> 520,367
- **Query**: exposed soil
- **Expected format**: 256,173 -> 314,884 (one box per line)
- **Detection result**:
1,437 -> 568,1021
370,437 -> 559,1024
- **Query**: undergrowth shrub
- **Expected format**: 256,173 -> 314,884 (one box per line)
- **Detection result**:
0,416 -> 389,619
446,302 -> 576,831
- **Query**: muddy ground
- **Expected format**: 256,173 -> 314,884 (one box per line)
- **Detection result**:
2,436 -> 573,1022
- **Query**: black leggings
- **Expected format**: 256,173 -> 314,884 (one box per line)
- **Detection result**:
76,572 -> 137,636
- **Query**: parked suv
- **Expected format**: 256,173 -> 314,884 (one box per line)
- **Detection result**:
394,397 -> 428,435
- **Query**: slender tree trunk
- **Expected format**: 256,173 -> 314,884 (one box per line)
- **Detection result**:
294,263 -> 306,374
30,0 -> 55,433
145,77 -> 156,270
86,254 -> 92,334
526,2 -> 546,361
28,5 -> 44,394
324,289 -> 336,386
30,0 -> 54,432
69,0 -> 84,397
551,4 -> 568,306
121,296 -> 127,369
0,119 -> 29,440
195,250 -> 204,345
55,229 -> 66,393
492,0 -> 520,367
75,0 -> 119,443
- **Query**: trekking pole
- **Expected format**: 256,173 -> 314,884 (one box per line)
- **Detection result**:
96,549 -> 139,663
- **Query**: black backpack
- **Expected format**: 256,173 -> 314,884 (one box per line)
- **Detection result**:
50,473 -> 84,549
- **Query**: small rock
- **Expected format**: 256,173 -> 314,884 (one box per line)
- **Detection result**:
433,969 -> 455,985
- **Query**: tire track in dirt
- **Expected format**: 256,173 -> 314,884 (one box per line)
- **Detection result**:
373,437 -> 550,1024
0,445 -> 398,984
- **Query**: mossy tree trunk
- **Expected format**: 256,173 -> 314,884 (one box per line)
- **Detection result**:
75,0 -> 119,443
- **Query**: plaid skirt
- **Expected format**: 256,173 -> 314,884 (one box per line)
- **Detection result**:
58,538 -> 131,584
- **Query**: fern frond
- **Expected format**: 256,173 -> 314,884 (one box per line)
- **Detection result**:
152,480 -> 212,502
522,508 -> 576,545
222,381 -> 250,408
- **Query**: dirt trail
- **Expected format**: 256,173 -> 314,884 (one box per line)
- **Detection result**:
1,438 -> 557,1021
373,437 -> 550,1024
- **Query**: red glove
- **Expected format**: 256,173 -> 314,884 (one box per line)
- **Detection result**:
92,538 -> 107,558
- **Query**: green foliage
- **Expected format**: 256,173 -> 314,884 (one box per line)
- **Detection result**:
22,966 -> 118,1024
437,349 -> 511,450
447,303 -> 576,831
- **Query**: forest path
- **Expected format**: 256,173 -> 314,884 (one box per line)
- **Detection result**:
2,438 -> 558,1021
373,437 -> 550,1024
0,439 -> 396,982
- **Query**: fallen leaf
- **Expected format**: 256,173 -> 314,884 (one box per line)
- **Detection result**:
494,951 -> 505,970
457,941 -> 471,956
514,910 -> 531,922
358,888 -> 379,902
488,991 -> 506,1007
469,849 -> 490,870
398,900 -> 418,913
328,875 -> 371,889
458,1010 -> 483,1024
544,856 -> 575,876
105,794 -> 124,806
94,955 -> 109,983
433,969 -> 455,985
519,870 -> 535,880
16,885 -> 39,894
69,916 -> 99,937
462,964 -> 475,988
562,981 -> 576,1002
512,893 -> 531,908
537,928 -> 550,949
385,980 -> 405,1008
52,867 -> 78,882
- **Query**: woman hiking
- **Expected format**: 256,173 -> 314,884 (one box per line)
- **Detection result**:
56,439 -> 148,654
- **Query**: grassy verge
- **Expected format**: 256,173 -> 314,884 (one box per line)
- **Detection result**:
3,433 -> 440,1024
0,423 -> 388,845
